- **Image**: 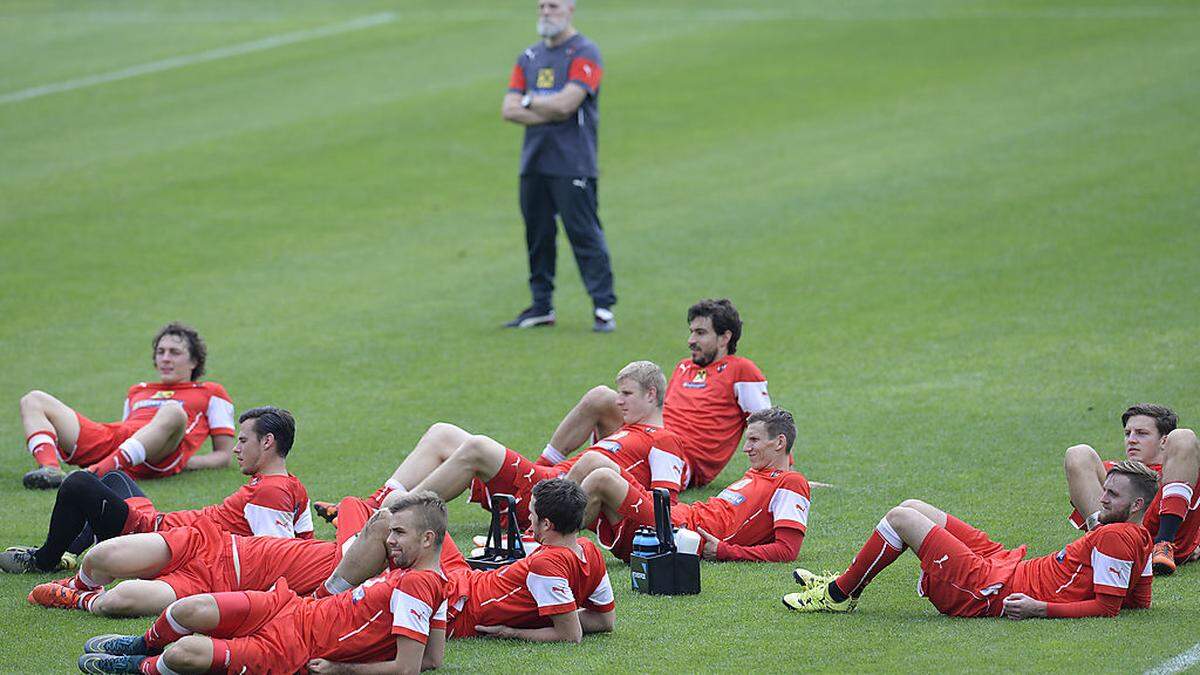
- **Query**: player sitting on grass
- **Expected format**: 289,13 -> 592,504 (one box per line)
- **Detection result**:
1,407 -> 311,575
1064,403 -> 1200,575
76,492 -> 451,675
313,361 -> 689,532
19,322 -> 236,490
538,298 -> 771,487
581,406 -> 810,562
317,479 -> 613,644
785,460 -> 1157,618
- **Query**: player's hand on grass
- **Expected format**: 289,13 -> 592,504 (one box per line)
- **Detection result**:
1001,593 -> 1046,620
306,658 -> 342,674
696,527 -> 719,561
476,624 -> 514,638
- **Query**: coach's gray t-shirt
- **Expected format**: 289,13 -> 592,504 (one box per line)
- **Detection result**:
508,34 -> 603,178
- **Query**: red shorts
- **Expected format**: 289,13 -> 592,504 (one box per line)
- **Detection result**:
213,583 -> 310,674
155,523 -> 239,599
916,525 -> 1022,618
595,478 -> 690,562
70,412 -> 190,479
68,413 -> 139,466
120,497 -> 164,535
468,448 -> 561,529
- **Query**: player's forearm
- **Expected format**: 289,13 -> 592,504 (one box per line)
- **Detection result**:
578,609 -> 615,634
1045,595 -> 1123,618
715,529 -> 804,562
526,90 -> 578,121
501,94 -> 558,126
184,450 -> 231,470
322,660 -> 418,675
499,621 -> 583,643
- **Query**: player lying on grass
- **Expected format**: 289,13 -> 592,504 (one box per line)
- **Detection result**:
20,322 -> 236,490
784,460 -> 1158,618
25,493 -> 417,617
1,407 -> 311,575
317,478 -> 614,644
538,298 -> 771,486
76,492 -> 451,675
1064,403 -> 1200,574
313,361 -> 689,532
582,406 -> 810,562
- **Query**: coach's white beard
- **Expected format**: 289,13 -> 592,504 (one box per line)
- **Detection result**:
537,17 -> 567,39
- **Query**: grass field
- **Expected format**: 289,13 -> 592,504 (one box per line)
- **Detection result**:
3,0 -> 1199,672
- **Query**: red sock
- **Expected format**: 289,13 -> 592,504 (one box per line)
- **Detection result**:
139,655 -> 165,675
87,452 -> 123,477
835,520 -> 906,597
208,638 -> 231,673
144,604 -> 190,649
1161,482 -> 1194,519
27,431 -> 60,468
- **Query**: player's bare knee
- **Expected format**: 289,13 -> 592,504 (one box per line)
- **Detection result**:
581,467 -> 620,498
169,595 -> 214,628
91,589 -> 136,617
155,402 -> 188,429
425,422 -> 465,444
1064,444 -> 1098,471
884,505 -> 918,530
19,390 -> 50,414
457,435 -> 496,466
1165,428 -> 1199,456
164,636 -> 211,672
582,385 -> 618,412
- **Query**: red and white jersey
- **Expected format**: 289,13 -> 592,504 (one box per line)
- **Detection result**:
663,355 -> 770,486
302,567 -> 448,662
563,423 -> 690,496
160,473 -> 313,539
1010,522 -> 1153,606
121,381 -> 236,471
680,468 -> 810,545
447,538 -> 613,634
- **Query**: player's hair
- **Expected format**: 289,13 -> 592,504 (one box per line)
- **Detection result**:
153,322 -> 207,381
238,406 -> 296,456
687,298 -> 743,354
1121,403 -> 1178,437
1106,460 -> 1161,507
531,478 -> 587,535
617,360 -> 666,407
747,406 -> 797,453
387,491 -> 448,545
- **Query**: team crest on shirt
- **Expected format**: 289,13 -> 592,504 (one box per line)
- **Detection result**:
717,364 -> 727,373
683,369 -> 708,389
1055,548 -> 1066,563
537,68 -> 555,88
151,390 -> 176,399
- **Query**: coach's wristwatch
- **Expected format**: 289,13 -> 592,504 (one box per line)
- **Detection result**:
521,94 -> 532,109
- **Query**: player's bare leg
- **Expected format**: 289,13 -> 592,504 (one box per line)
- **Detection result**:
1153,428 -> 1200,573
387,423 -> 474,493
579,467 -> 632,528
28,532 -> 176,615
411,435 -> 506,503
86,404 -> 188,477
19,390 -> 81,488
564,450 -> 621,485
78,595 -> 221,673
159,635 -> 216,673
319,510 -> 392,595
543,386 -> 623,463
1064,444 -> 1107,528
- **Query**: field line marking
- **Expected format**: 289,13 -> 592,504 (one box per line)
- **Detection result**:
0,11 -> 396,106
1146,643 -> 1200,675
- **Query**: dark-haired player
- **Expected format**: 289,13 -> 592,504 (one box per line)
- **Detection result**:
2,407 -> 311,575
785,461 -> 1157,618
77,492 -> 451,675
1063,403 -> 1200,574
581,407 -> 810,562
19,322 -> 235,489
539,298 -> 771,486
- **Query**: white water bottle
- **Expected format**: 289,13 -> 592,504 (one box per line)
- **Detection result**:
674,527 -> 701,556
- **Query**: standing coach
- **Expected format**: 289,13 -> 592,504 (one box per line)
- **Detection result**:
501,0 -> 617,333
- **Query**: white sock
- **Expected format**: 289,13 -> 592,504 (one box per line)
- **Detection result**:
875,517 -> 906,550
118,438 -> 147,467
157,658 -> 183,675
27,433 -> 55,454
76,566 -> 103,591
384,478 -> 407,494
165,601 -> 193,637
541,444 -> 566,464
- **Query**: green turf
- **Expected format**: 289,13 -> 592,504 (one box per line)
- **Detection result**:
2,0 -> 1199,671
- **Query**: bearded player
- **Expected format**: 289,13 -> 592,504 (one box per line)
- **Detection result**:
77,492 -> 451,675
20,322 -> 235,489
314,361 -> 689,532
784,460 -> 1157,618
539,298 -> 771,486
1063,403 -> 1200,574
2,407 -> 311,575
581,407 -> 810,563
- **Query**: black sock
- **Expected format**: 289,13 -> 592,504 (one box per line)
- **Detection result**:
35,471 -> 130,570
827,579 -> 849,603
67,471 -> 145,554
1156,514 -> 1184,545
